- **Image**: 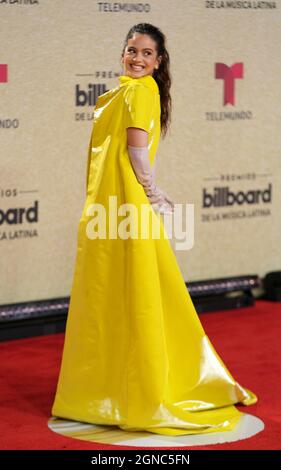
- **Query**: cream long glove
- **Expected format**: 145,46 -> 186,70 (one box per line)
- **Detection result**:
128,144 -> 174,214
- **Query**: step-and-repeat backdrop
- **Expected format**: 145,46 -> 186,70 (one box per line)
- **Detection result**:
1,0 -> 280,304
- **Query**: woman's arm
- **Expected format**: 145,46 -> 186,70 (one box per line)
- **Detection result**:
127,127 -> 148,147
126,127 -> 174,213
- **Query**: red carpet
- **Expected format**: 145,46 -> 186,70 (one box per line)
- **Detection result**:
0,299 -> 280,450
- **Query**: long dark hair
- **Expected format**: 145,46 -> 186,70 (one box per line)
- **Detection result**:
121,23 -> 172,139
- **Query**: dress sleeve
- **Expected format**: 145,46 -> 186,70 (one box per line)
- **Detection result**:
123,83 -> 156,133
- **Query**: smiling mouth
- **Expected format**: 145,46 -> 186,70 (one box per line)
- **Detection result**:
130,64 -> 144,71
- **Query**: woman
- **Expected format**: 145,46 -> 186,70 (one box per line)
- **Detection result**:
52,23 -> 257,436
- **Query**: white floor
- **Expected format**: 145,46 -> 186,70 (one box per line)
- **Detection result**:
48,413 -> 265,447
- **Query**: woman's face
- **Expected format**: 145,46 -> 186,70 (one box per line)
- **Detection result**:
121,33 -> 161,78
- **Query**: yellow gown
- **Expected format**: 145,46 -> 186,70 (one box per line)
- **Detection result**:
51,74 -> 257,436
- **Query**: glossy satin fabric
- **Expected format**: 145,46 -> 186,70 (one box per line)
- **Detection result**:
51,74 -> 257,435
